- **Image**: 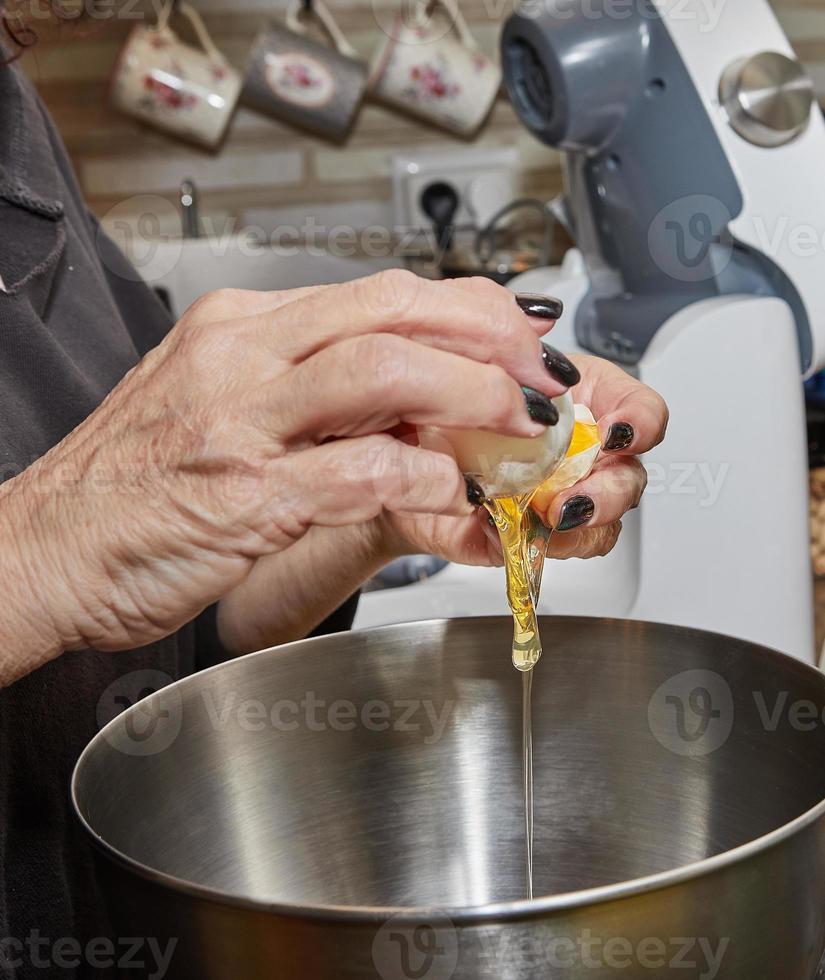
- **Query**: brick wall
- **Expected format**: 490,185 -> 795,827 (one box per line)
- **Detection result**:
18,0 -> 825,242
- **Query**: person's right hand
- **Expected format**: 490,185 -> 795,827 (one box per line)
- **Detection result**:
2,271 -> 570,677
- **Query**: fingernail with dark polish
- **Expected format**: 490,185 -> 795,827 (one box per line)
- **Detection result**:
604,423 -> 635,452
542,343 -> 581,387
523,387 -> 559,426
465,476 -> 486,507
556,495 -> 595,531
515,293 -> 564,320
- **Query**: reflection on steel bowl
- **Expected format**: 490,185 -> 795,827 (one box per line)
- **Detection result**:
73,617 -> 825,979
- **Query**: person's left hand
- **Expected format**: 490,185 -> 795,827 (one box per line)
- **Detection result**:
215,285 -> 668,655
377,314 -> 668,567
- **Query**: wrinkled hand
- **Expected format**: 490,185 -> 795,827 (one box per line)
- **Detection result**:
9,271 -> 571,661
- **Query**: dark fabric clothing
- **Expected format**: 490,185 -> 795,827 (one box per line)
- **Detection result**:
0,61 -> 356,978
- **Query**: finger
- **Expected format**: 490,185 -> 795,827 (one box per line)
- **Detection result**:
447,279 -> 564,335
534,456 -> 647,531
447,280 -> 578,386
243,270 -> 571,398
480,507 -> 505,562
400,510 -> 504,568
181,284 -> 330,323
570,354 -> 669,455
259,435 -> 473,547
546,520 -> 623,560
268,333 -> 556,444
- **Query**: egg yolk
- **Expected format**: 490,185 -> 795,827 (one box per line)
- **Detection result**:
566,421 -> 600,458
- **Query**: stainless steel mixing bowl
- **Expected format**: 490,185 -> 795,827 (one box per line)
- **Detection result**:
72,617 -> 825,979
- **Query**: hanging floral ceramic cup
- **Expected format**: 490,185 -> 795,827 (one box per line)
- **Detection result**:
369,0 -> 501,136
242,0 -> 368,142
109,0 -> 242,149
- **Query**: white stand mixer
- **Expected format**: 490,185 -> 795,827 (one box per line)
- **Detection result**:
357,0 -> 825,664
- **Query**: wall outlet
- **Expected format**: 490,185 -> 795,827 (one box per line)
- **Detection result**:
391,147 -> 519,234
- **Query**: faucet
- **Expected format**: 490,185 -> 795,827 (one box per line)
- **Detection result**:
179,178 -> 200,239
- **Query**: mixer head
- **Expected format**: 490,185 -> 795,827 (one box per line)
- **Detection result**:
501,0 -> 824,374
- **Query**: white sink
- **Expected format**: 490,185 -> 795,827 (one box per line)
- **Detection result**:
120,236 -> 403,317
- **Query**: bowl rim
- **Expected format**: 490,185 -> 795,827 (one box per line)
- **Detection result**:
71,615 -> 825,924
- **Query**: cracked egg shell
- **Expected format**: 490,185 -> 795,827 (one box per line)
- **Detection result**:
418,391 -> 575,499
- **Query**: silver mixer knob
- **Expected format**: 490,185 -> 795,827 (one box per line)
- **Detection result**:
719,52 -> 815,148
